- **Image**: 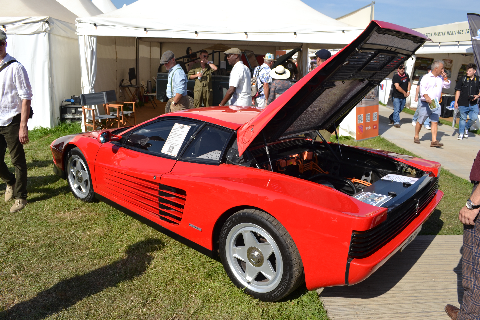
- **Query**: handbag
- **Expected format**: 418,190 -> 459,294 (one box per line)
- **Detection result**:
0,59 -> 33,118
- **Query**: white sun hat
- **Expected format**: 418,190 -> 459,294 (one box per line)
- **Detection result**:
270,65 -> 291,80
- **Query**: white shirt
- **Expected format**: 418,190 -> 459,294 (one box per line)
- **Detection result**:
419,71 -> 450,102
228,61 -> 251,107
0,54 -> 32,126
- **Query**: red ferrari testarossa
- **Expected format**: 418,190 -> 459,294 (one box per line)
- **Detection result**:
51,21 -> 441,301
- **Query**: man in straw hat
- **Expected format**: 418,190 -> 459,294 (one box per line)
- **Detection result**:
219,48 -> 251,107
160,50 -> 193,113
267,65 -> 293,104
0,30 -> 32,213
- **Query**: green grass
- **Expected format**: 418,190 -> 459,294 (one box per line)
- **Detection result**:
0,124 -> 470,319
0,123 -> 328,319
332,135 -> 470,235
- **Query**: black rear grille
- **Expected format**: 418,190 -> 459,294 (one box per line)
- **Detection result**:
348,177 -> 438,259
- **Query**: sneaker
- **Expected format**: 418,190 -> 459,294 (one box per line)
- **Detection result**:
458,134 -> 463,140
425,125 -> 431,130
464,128 -> 469,138
10,199 -> 27,213
5,184 -> 14,202
411,120 -> 416,126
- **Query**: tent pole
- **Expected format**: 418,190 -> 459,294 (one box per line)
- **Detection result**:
136,37 -> 139,90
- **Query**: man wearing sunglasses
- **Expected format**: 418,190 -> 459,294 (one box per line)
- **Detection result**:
188,50 -> 217,108
0,30 -> 32,213
388,64 -> 411,128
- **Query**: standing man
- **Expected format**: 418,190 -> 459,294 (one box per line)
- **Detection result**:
412,69 -> 431,130
252,53 -> 274,109
160,50 -> 192,113
389,64 -> 411,128
219,48 -> 251,107
445,150 -> 480,320
454,63 -> 480,140
0,30 -> 32,213
315,49 -> 331,67
188,50 -> 217,108
414,60 -> 450,147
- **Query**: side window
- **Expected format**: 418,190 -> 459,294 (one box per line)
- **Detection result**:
181,125 -> 232,164
124,119 -> 199,157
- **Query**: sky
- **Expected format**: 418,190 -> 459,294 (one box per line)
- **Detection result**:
110,0 -> 477,29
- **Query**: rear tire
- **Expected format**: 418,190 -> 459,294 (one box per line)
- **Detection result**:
66,148 -> 95,202
219,209 -> 304,301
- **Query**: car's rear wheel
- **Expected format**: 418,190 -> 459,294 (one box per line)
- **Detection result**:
66,148 -> 95,202
219,209 -> 304,301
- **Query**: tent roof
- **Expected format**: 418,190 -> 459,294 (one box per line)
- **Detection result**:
92,0 -> 118,14
3,0 -> 77,24
56,0 -> 103,17
77,0 -> 362,45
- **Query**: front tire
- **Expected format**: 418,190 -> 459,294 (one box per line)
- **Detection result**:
219,209 -> 304,301
66,148 -> 95,202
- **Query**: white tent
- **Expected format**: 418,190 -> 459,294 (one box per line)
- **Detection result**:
92,0 -> 117,14
56,0 -> 103,17
75,0 -> 362,99
1,0 -> 81,128
336,2 -> 375,29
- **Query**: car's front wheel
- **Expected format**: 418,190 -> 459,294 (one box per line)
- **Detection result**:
66,148 -> 95,202
219,209 -> 304,301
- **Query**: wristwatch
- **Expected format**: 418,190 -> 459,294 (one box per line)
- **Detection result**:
466,199 -> 480,210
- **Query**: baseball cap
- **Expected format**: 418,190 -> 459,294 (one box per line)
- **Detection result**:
264,53 -> 274,60
315,49 -> 331,60
224,48 -> 241,55
160,50 -> 175,64
0,30 -> 6,42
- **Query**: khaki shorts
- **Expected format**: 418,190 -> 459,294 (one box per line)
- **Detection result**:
166,95 -> 193,113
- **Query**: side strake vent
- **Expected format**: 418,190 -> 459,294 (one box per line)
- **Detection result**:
158,184 -> 186,224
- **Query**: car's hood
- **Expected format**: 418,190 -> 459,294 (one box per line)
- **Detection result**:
237,20 -> 429,156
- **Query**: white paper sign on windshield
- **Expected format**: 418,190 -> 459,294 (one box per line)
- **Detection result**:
161,123 -> 191,157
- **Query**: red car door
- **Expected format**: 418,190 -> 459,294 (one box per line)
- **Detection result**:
94,118 -> 201,226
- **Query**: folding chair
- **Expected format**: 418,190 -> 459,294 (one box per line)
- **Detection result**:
81,93 -> 118,131
103,90 -> 136,127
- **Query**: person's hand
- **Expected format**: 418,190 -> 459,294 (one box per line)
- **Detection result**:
424,95 -> 432,104
196,72 -> 202,78
472,94 -> 479,101
414,96 -> 418,102
454,101 -> 458,109
19,126 -> 29,144
404,91 -> 409,98
441,71 -> 448,80
459,206 -> 479,225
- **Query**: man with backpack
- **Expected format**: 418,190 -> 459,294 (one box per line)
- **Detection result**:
0,30 -> 32,213
252,53 -> 274,109
454,63 -> 480,140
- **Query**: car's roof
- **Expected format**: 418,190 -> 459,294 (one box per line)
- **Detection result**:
161,106 -> 261,130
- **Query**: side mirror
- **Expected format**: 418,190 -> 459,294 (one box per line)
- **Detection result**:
98,130 -> 121,144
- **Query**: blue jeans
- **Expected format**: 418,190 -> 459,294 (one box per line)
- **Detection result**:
412,102 -> 431,127
458,104 -> 479,134
389,98 -> 406,125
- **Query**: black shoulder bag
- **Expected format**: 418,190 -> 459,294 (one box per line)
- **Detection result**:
0,59 -> 33,118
